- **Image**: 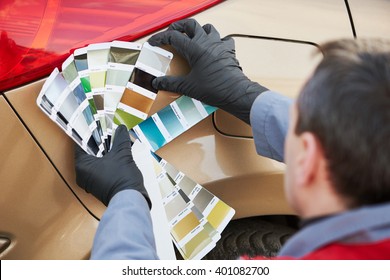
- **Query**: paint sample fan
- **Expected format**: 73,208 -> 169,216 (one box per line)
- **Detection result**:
38,41 -> 173,156
37,41 -> 234,259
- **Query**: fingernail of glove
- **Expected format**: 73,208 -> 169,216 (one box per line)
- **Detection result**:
148,35 -> 160,46
152,78 -> 159,90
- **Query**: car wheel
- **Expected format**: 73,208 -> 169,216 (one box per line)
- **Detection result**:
202,215 -> 299,260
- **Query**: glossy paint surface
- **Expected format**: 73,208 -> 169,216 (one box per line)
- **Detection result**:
2,0 -> 390,259
0,0 -> 223,91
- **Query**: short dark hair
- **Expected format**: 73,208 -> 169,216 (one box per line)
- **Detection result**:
295,39 -> 390,208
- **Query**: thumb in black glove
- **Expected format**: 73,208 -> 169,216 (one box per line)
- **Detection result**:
148,19 -> 268,124
74,125 -> 151,208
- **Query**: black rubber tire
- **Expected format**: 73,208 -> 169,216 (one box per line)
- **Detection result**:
202,215 -> 298,260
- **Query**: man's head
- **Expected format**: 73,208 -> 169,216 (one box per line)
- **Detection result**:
284,39 -> 390,218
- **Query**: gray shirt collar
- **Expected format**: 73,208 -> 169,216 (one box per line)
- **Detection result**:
279,202 -> 390,258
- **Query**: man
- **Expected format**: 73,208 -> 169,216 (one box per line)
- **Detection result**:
75,19 -> 390,259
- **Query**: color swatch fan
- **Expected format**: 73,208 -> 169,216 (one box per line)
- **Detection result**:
37,41 -> 235,259
151,154 -> 235,259
37,41 -> 173,155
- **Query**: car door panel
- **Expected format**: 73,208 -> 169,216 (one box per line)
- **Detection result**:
0,96 -> 98,259
348,0 -> 390,38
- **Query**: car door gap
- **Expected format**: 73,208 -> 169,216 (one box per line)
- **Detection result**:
344,0 -> 357,38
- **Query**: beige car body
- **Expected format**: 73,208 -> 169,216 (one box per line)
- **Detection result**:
1,0 -> 389,259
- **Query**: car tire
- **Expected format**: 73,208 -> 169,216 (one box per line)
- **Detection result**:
202,215 -> 299,260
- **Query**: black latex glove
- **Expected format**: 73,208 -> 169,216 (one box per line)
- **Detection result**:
75,125 -> 151,208
148,19 -> 268,124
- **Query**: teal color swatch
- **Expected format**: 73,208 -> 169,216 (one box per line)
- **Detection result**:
157,105 -> 184,138
175,97 -> 203,126
138,117 -> 167,151
203,103 -> 218,115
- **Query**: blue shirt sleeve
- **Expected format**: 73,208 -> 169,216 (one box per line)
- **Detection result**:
90,189 -> 159,260
250,91 -> 293,162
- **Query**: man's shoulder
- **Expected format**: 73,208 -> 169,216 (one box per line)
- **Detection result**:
300,238 -> 390,260
241,238 -> 390,260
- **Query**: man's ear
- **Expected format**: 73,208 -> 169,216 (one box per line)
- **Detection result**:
295,132 -> 323,187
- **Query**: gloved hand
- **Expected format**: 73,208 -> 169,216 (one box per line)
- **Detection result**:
148,19 -> 268,124
75,125 -> 151,208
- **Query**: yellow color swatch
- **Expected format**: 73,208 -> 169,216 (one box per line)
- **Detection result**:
207,200 -> 232,230
181,229 -> 214,260
89,71 -> 106,88
171,212 -> 200,241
